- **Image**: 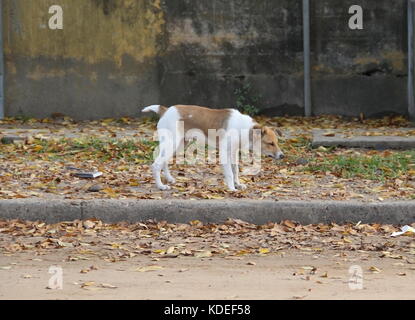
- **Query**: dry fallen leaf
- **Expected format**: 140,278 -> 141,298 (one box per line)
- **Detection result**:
0,266 -> 12,270
194,250 -> 212,258
81,281 -> 96,288
301,266 -> 316,271
283,220 -> 296,229
258,248 -> 270,255
369,266 -> 382,273
101,283 -> 118,289
135,265 -> 164,272
83,220 -> 96,229
166,246 -> 176,255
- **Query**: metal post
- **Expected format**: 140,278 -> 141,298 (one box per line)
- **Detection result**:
408,0 -> 415,121
303,0 -> 312,117
0,0 -> 4,119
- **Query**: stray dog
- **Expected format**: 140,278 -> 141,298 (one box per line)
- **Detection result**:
142,105 -> 284,191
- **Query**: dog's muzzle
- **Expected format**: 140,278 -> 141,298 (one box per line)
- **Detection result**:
268,152 -> 285,160
276,152 -> 285,160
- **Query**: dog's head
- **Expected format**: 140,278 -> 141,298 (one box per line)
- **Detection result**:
255,125 -> 285,160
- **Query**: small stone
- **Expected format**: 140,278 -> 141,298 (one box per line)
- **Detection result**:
51,112 -> 66,120
87,184 -> 103,192
1,136 -> 26,145
296,158 -> 309,165
26,136 -> 35,144
83,220 -> 96,229
75,171 -> 103,179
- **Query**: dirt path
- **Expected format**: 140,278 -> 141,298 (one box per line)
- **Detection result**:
1,218 -> 414,300
1,250 -> 415,300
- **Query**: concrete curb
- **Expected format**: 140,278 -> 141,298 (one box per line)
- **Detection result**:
0,199 -> 414,225
312,129 -> 415,150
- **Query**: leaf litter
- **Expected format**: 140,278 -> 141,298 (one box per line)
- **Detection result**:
1,218 -> 414,267
0,115 -> 414,202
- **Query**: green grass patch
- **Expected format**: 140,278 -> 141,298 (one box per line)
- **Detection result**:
30,138 -> 158,162
305,151 -> 415,180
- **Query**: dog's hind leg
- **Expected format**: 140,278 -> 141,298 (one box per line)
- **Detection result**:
152,132 -> 177,190
219,136 -> 236,191
151,107 -> 183,191
152,156 -> 170,191
231,145 -> 246,190
162,138 -> 184,184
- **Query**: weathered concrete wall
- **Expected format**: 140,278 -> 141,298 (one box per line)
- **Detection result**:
3,0 -> 165,119
1,0 -> 410,119
159,0 -> 304,116
311,0 -> 408,117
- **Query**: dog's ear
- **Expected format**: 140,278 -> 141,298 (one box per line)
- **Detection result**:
275,128 -> 283,137
253,124 -> 265,133
254,124 -> 274,135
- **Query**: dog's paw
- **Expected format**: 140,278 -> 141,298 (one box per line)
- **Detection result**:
227,187 -> 237,192
158,184 -> 171,191
166,177 -> 176,184
236,183 -> 247,190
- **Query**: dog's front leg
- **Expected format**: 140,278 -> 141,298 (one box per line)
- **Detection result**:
232,164 -> 247,190
151,160 -> 170,190
152,161 -> 171,190
222,163 -> 236,191
163,162 -> 176,184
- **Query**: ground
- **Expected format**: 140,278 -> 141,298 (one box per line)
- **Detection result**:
1,114 -> 415,300
0,218 -> 414,299
0,115 -> 414,201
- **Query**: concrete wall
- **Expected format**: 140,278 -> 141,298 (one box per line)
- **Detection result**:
311,0 -> 408,117
3,0 -> 164,119
1,0 -> 410,119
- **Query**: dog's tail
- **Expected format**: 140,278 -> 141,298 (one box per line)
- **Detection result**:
142,105 -> 168,117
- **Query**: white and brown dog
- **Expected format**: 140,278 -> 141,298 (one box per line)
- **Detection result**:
142,104 -> 284,191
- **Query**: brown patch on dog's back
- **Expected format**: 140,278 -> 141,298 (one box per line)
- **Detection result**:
175,105 -> 232,136
158,105 -> 169,117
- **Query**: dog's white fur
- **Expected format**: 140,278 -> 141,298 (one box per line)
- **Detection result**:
142,104 -> 283,191
142,105 -> 163,114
